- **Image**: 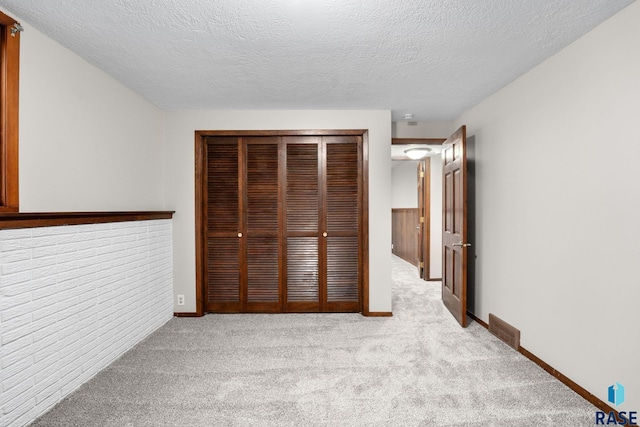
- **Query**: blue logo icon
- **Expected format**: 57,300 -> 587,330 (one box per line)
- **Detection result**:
596,383 -> 636,425
608,382 -> 625,407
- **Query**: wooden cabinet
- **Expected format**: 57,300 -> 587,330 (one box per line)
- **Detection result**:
199,132 -> 364,313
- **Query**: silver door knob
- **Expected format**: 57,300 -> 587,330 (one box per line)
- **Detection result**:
452,242 -> 471,247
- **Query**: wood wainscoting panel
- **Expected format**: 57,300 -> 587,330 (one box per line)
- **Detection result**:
392,208 -> 420,266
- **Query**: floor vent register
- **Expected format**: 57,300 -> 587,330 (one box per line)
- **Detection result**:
489,313 -> 521,350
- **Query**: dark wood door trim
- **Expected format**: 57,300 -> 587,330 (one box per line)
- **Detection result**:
360,131 -> 370,316
417,162 -> 425,276
195,129 -> 369,316
0,11 -> 21,212
202,129 -> 367,137
392,138 -> 446,145
194,136 -> 206,316
422,158 -> 432,280
416,159 -> 433,279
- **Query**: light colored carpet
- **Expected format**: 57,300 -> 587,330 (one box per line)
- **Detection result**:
30,255 -> 596,426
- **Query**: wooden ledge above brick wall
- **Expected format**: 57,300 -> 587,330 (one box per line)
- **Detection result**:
0,211 -> 175,230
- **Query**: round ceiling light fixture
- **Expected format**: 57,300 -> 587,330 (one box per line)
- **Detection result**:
404,146 -> 432,160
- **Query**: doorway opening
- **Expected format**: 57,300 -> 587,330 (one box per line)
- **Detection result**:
391,138 -> 444,282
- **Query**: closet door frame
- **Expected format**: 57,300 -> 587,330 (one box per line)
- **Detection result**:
195,129 -> 370,316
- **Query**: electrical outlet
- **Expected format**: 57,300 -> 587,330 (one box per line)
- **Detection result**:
177,294 -> 185,306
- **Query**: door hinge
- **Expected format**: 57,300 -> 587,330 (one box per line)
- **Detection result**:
419,216 -> 424,223
420,171 -> 424,178
420,261 -> 424,268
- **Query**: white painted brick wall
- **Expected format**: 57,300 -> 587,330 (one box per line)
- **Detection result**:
0,219 -> 173,427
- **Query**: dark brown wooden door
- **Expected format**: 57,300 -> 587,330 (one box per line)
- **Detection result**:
284,136 -> 321,312
244,137 -> 280,312
324,136 -> 360,312
205,137 -> 241,312
204,136 -> 280,313
203,133 -> 362,314
283,136 -> 360,312
442,126 -> 469,327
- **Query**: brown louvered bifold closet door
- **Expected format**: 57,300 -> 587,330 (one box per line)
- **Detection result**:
324,137 -> 360,312
245,137 -> 280,312
284,137 -> 320,312
206,137 -> 241,312
283,136 -> 360,312
204,133 -> 361,313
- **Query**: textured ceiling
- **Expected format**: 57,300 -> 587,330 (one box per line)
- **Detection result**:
0,0 -> 634,121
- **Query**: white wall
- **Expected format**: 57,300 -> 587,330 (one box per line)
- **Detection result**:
428,157 -> 442,279
1,15 -> 174,427
14,15 -> 393,318
393,121 -> 453,139
456,1 -> 640,410
18,21 -> 165,212
163,110 -> 392,313
0,220 -> 174,427
391,160 -> 419,208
